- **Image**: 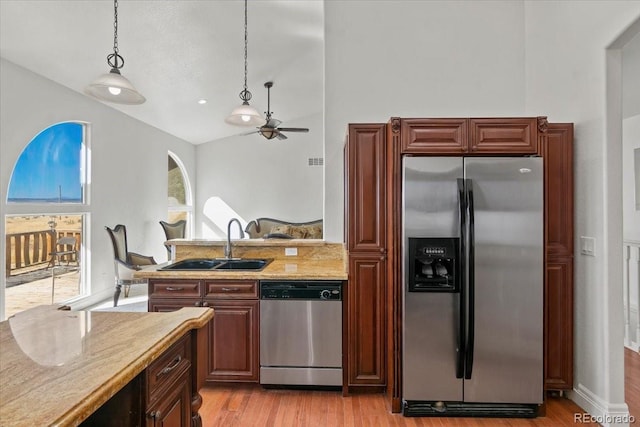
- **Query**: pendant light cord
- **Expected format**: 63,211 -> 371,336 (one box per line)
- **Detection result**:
239,0 -> 252,103
108,0 -> 123,70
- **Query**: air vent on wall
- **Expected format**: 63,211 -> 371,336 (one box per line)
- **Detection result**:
308,158 -> 324,166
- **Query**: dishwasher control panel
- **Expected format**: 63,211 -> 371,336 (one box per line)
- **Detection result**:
260,281 -> 342,300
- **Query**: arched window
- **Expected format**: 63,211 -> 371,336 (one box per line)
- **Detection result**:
8,122 -> 86,203
168,152 -> 192,235
4,122 -> 89,318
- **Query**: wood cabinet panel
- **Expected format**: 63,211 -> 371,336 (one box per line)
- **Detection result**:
469,118 -> 538,154
544,257 -> 574,390
148,279 -> 260,384
543,124 -> 574,257
347,255 -> 386,387
149,280 -> 202,299
204,280 -> 258,299
347,124 -> 387,252
400,118 -> 468,154
206,299 -> 259,382
146,335 -> 191,406
146,369 -> 191,427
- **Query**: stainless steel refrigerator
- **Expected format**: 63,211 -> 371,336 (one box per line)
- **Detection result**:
402,156 -> 543,417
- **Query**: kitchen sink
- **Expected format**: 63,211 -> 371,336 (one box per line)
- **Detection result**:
214,259 -> 271,270
160,259 -> 224,270
160,258 -> 272,271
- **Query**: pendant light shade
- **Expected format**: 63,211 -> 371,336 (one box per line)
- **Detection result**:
225,101 -> 264,126
85,0 -> 145,105
226,0 -> 265,127
85,69 -> 145,105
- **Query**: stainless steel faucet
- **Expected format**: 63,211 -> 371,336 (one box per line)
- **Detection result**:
224,218 -> 245,259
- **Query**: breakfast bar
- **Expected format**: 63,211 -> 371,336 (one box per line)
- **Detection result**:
0,305 -> 213,426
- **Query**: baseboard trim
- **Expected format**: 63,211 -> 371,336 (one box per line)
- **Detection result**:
568,383 -> 633,426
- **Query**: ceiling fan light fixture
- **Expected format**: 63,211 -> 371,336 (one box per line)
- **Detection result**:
85,0 -> 145,105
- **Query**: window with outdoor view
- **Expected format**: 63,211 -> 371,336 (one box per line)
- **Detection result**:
168,152 -> 192,232
4,122 -> 88,319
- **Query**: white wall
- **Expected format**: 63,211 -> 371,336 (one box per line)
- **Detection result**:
0,59 -> 196,314
194,113 -> 324,239
523,1 -> 640,423
324,0 -> 526,242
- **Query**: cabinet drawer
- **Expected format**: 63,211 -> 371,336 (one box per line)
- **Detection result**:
149,280 -> 202,298
204,280 -> 258,299
469,118 -> 538,154
146,335 -> 191,405
401,118 -> 468,154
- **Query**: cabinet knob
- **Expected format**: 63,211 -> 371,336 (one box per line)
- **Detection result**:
380,248 -> 385,253
380,255 -> 386,261
202,301 -> 210,307
194,301 -> 201,307
149,410 -> 161,420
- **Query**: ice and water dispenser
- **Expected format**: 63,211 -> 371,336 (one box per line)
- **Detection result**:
408,237 -> 459,293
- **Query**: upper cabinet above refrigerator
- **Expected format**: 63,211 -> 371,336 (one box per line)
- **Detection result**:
400,117 -> 542,155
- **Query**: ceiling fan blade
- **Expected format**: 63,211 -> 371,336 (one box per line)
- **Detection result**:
277,127 -> 309,133
240,130 -> 260,136
276,133 -> 288,140
266,118 -> 282,128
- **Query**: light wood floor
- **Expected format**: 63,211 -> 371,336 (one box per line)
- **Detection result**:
199,386 -> 597,427
200,349 -> 640,426
626,348 -> 640,421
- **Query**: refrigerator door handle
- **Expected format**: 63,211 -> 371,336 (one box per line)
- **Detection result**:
456,178 -> 466,379
465,178 -> 475,380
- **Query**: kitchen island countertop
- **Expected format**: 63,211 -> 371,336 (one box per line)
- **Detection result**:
0,305 -> 213,426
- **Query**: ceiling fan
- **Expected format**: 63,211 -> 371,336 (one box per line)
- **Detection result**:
244,82 -> 309,140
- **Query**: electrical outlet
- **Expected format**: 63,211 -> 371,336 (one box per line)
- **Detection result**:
580,236 -> 596,256
285,247 -> 298,256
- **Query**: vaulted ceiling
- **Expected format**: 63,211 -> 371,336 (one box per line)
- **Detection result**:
0,0 -> 324,144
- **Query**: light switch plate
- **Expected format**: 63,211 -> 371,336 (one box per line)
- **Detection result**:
580,236 -> 596,256
285,247 -> 298,256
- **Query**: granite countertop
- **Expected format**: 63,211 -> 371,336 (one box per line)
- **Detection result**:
134,239 -> 348,281
0,305 -> 213,427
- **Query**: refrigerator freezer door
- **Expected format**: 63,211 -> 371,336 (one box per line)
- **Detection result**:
402,157 -> 463,401
463,157 -> 543,404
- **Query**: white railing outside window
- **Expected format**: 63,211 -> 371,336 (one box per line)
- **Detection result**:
623,240 -> 640,352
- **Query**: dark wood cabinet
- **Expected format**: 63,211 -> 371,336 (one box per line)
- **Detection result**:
148,279 -> 260,384
401,117 -> 539,155
146,368 -> 191,427
469,117 -> 538,154
205,299 -> 259,382
350,116 -> 573,410
401,118 -> 468,154
544,257 -> 574,390
542,123 -> 574,391
344,123 -> 388,392
347,254 -> 387,387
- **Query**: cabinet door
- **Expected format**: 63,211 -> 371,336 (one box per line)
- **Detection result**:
544,257 -> 573,390
148,299 -> 203,312
146,369 -> 191,427
400,118 -> 468,154
543,124 -> 574,257
347,254 -> 386,388
469,118 -> 538,154
206,299 -> 259,382
347,124 -> 387,252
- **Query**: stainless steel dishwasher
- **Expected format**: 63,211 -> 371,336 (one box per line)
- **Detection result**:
260,280 -> 342,386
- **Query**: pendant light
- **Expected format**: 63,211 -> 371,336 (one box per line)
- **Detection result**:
225,0 -> 265,126
85,0 -> 145,105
